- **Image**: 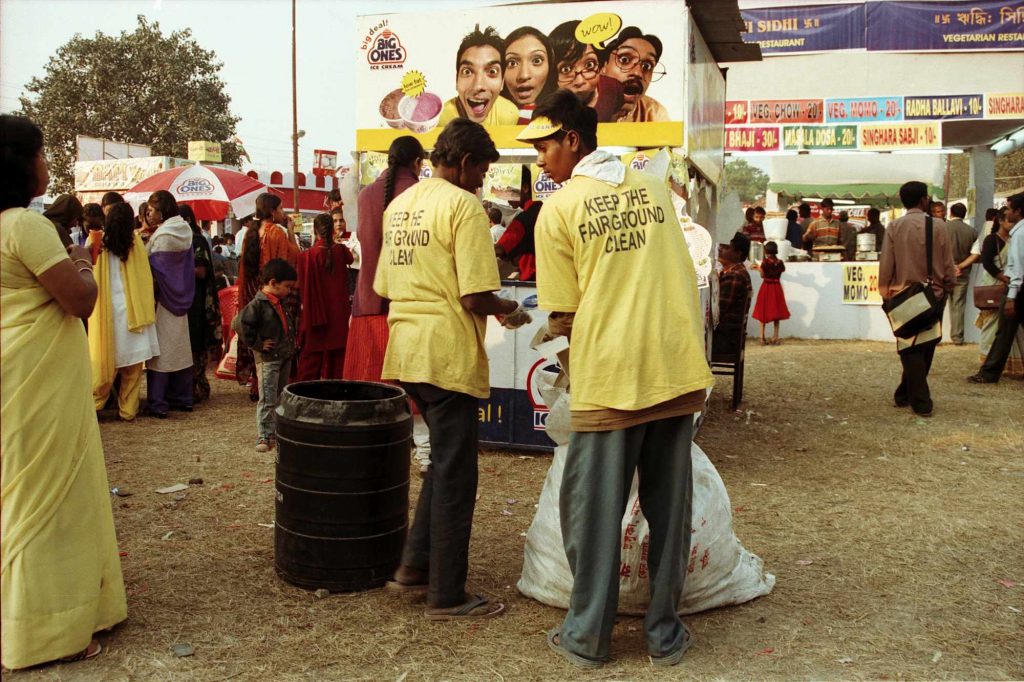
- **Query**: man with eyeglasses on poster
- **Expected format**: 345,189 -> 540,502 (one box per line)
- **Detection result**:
598,26 -> 669,123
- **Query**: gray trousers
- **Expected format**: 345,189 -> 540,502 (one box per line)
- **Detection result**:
559,414 -> 695,662
256,358 -> 291,441
947,277 -> 969,343
400,382 -> 479,609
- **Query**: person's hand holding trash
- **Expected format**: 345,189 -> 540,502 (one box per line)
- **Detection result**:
498,300 -> 532,330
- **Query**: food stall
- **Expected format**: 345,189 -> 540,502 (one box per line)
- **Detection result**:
355,0 -> 746,449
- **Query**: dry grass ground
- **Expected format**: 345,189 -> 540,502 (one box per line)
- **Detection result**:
4,340 -> 1022,681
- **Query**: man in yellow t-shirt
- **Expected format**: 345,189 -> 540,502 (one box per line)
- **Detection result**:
374,118 -> 528,620
437,25 -> 519,127
520,91 -> 713,669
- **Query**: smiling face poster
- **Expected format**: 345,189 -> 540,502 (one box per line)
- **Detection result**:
354,0 -> 690,151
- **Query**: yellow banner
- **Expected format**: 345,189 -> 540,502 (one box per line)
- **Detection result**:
356,121 -> 684,153
859,122 -> 940,151
842,263 -> 882,305
985,92 -> 1024,119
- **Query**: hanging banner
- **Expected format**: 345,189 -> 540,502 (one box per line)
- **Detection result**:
825,96 -> 904,123
355,1 -> 689,151
725,126 -> 780,152
725,101 -> 749,125
749,99 -> 824,124
482,163 -> 523,204
859,122 -> 941,150
986,92 -> 1024,119
740,4 -> 866,55
782,125 -> 858,151
904,94 -> 984,120
842,263 -> 882,305
866,1 -> 1024,51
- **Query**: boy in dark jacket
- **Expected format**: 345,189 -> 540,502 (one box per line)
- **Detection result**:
235,258 -> 298,452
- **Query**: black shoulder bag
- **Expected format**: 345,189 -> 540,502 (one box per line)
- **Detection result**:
882,216 -> 943,339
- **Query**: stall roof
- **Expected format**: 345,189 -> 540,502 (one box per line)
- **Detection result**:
685,0 -> 762,63
769,182 -> 945,201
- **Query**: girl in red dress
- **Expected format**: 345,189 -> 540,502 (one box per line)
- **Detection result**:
295,213 -> 353,380
752,241 -> 790,345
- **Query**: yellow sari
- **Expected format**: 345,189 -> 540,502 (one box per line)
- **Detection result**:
1,208 -> 127,669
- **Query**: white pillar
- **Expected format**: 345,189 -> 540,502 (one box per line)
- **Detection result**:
968,146 -> 995,229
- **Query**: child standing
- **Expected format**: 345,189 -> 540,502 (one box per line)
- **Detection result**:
236,258 -> 298,452
752,241 -> 790,345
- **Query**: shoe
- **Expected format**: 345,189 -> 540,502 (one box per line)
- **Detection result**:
546,628 -> 605,669
255,440 -> 270,453
913,407 -> 933,418
170,405 -> 193,412
151,411 -> 168,419
967,374 -> 997,384
894,398 -> 910,408
650,625 -> 693,667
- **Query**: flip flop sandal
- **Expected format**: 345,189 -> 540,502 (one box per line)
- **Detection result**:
546,628 -> 605,669
649,624 -> 693,667
425,594 -> 505,621
59,641 -> 102,663
385,579 -> 429,593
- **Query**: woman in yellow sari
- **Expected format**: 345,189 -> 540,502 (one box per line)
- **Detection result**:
1,115 -> 127,668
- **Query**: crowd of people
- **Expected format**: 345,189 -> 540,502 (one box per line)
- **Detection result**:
729,188 -> 1023,416
3,82 -> 1022,671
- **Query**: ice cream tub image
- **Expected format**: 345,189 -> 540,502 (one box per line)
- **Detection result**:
399,92 -> 442,134
379,88 -> 405,129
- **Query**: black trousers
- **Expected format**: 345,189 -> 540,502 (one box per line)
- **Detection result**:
895,341 -> 938,414
399,382 -> 479,609
979,290 -> 1023,381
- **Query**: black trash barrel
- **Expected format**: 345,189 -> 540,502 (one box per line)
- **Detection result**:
274,380 -> 411,592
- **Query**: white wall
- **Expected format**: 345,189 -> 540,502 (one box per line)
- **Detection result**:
746,261 -> 981,343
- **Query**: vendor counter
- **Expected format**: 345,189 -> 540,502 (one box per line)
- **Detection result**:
745,260 -> 981,344
480,280 -> 713,451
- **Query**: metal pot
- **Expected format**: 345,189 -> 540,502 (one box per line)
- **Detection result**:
857,233 -> 876,252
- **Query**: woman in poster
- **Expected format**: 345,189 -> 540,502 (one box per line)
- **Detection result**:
547,20 -> 624,123
502,26 -> 557,124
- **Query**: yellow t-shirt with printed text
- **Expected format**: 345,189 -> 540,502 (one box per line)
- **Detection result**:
374,178 -> 501,398
535,168 -> 713,412
439,96 -> 519,127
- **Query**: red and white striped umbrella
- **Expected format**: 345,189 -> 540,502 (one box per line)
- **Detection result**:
123,164 -> 267,221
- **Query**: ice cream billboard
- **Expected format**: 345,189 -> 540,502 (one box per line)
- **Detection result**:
355,1 -> 690,151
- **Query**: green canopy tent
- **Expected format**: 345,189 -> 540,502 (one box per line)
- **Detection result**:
768,182 -> 945,206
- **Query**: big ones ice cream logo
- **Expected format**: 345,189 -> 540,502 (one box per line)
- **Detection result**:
366,28 -> 406,70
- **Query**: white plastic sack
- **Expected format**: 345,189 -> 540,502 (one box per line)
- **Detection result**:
518,373 -> 775,616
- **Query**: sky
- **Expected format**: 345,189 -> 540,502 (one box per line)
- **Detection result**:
0,0 -> 522,171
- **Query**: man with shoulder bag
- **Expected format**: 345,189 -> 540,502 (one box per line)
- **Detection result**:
879,181 -> 956,416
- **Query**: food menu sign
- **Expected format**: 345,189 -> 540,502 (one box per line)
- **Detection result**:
355,1 -> 690,151
725,92 -> 1022,153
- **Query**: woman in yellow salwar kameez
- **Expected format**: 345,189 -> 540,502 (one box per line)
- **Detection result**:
1,115 -> 127,669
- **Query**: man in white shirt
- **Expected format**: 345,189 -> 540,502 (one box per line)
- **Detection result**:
969,192 -> 1024,383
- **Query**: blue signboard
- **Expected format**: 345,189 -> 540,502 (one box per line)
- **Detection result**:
904,94 -> 985,120
867,1 -> 1024,51
825,96 -> 904,123
741,4 -> 866,54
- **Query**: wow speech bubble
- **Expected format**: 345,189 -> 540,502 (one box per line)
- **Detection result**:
575,12 -> 622,49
